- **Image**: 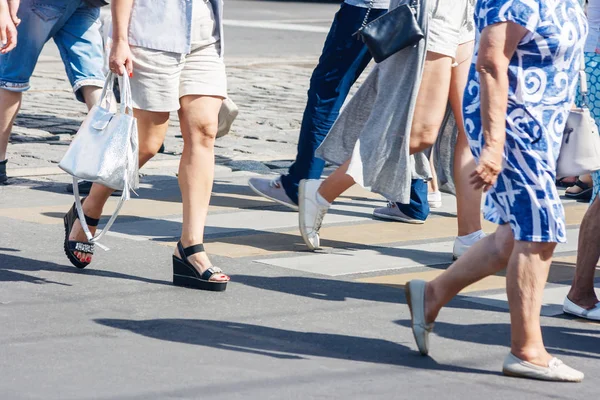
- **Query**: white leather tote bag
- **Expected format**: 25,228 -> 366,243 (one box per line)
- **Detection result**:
59,72 -> 139,249
557,52 -> 600,178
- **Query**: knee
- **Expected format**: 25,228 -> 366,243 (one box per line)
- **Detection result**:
187,119 -> 218,147
492,225 -> 515,263
410,122 -> 440,152
523,242 -> 557,262
139,139 -> 163,162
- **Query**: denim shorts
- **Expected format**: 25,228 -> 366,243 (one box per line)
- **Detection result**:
0,0 -> 105,102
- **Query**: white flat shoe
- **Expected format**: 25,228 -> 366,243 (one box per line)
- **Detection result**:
563,297 -> 600,321
502,353 -> 584,382
405,280 -> 434,355
298,179 -> 329,251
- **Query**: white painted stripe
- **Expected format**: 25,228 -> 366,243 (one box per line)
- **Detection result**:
465,286 -> 572,317
254,229 -> 581,277
255,241 -> 455,276
224,19 -> 330,33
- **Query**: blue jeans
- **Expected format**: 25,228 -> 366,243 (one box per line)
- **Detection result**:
0,0 -> 105,102
280,3 -> 429,220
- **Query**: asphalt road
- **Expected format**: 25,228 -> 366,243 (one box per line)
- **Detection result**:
42,1 -> 339,62
224,0 -> 339,59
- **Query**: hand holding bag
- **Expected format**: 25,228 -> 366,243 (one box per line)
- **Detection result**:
557,52 -> 600,178
59,72 -> 139,249
353,0 -> 424,63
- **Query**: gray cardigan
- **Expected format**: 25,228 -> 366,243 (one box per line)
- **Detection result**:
316,0 -> 432,204
128,0 -> 224,56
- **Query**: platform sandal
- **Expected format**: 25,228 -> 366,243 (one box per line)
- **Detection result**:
565,179 -> 593,201
172,242 -> 229,292
63,202 -> 99,269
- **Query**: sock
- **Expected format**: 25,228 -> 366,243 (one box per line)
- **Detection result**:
316,191 -> 331,207
457,229 -> 485,245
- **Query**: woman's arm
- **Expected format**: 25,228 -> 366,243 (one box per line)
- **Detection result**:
109,0 -> 134,76
0,0 -> 17,54
470,21 -> 528,191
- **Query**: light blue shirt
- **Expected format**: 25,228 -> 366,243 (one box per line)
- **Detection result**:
128,0 -> 224,56
344,0 -> 390,10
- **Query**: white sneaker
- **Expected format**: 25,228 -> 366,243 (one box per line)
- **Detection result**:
563,297 -> 600,321
248,176 -> 298,211
298,179 -> 330,251
452,230 -> 486,260
373,202 -> 426,224
428,191 -> 442,208
502,353 -> 584,382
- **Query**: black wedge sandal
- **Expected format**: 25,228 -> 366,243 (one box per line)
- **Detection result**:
63,202 -> 99,269
172,242 -> 229,292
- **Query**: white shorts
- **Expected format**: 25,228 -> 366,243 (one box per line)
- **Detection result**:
427,0 -> 475,59
129,42 -> 227,113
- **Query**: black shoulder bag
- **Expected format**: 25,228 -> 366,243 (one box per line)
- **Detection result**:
354,0 -> 424,63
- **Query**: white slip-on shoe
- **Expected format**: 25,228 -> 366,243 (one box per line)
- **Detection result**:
373,202 -> 426,224
248,176 -> 298,211
217,98 -> 239,138
563,297 -> 600,321
452,231 -> 486,260
502,353 -> 584,382
298,179 -> 329,251
428,191 -> 442,209
405,280 -> 434,356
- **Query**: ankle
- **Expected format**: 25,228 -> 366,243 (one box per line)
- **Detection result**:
567,290 -> 599,309
81,199 -> 104,219
180,237 -> 205,248
510,346 -> 552,366
424,282 -> 440,324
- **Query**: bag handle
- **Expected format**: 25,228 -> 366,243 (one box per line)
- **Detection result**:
579,50 -> 589,107
72,175 -> 130,252
360,0 -> 420,29
98,72 -> 134,116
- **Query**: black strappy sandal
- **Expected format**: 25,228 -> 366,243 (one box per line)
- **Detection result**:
63,202 -> 99,269
172,242 -> 229,291
565,179 -> 593,201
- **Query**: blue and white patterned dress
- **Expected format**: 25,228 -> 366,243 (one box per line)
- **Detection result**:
463,0 -> 588,243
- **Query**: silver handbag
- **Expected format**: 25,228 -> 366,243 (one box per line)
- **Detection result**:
557,52 -> 600,178
59,72 -> 139,249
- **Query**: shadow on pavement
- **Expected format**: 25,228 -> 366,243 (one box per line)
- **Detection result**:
0,253 -> 172,287
232,274 -> 509,314
395,320 -> 600,360
94,317 -> 496,375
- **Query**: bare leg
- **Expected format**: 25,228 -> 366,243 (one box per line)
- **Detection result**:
317,160 -> 356,203
69,108 -> 170,262
318,52 -> 454,205
506,241 -> 555,366
428,155 -> 439,194
450,42 -> 482,237
425,221 -> 557,366
173,95 -> 228,281
567,196 -> 600,308
0,89 -> 22,161
80,86 -> 103,111
425,224 -> 514,322
409,52 -> 453,154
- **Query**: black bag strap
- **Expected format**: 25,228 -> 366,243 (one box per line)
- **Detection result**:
360,0 -> 420,29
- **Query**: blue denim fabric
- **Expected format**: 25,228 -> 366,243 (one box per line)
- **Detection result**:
395,179 -> 430,221
280,3 -> 429,220
0,0 -> 105,102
